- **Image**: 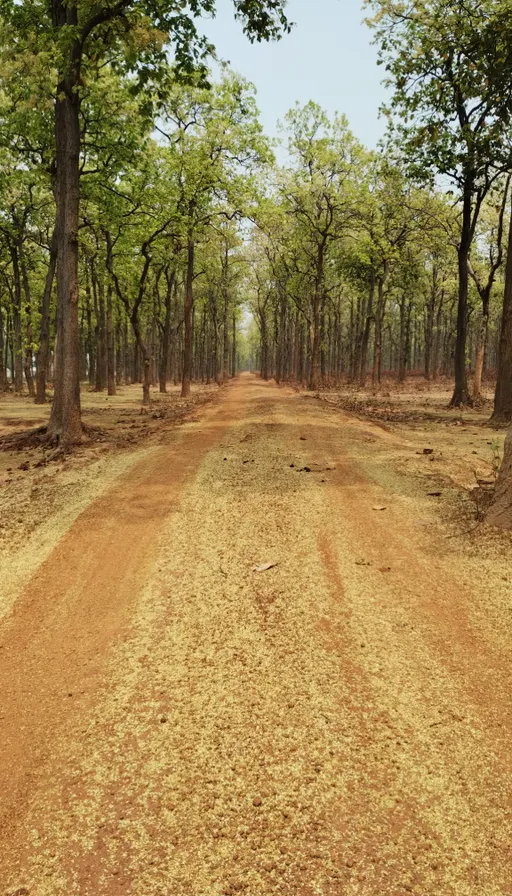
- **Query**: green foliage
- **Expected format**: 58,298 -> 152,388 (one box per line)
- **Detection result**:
366,0 -> 512,189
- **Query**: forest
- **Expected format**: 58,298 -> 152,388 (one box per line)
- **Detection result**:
2,2 -> 512,894
1,0 -> 512,524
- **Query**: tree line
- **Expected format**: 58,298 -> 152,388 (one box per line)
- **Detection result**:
0,0 -> 291,446
246,102 -> 511,425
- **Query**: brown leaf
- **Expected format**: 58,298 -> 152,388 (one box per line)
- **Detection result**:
372,505 -> 388,511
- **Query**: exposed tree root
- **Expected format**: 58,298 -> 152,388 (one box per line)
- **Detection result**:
0,423 -> 107,453
0,425 -> 50,452
487,414 -> 512,429
448,396 -> 474,410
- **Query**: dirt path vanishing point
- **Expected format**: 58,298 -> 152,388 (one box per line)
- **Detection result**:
1,373 -> 512,896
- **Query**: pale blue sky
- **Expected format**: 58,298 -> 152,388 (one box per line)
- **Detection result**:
202,0 -> 389,150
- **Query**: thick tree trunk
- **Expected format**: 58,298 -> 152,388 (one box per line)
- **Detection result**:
35,229 -> 57,404
450,186 -> 472,407
487,427 -> 512,528
492,198 -> 512,424
181,236 -> 194,398
47,15 -> 83,446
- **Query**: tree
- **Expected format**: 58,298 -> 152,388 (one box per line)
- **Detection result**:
468,179 -> 509,402
159,70 -> 271,396
276,103 -> 363,389
367,0 -> 512,405
492,199 -> 512,424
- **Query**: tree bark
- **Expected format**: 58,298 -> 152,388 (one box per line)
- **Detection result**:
159,268 -> 174,393
222,245 -> 230,383
181,236 -> 194,398
492,196 -> 512,424
450,183 -> 472,407
359,271 -> 375,386
35,229 -> 57,404
372,272 -> 387,388
0,302 -> 5,392
93,260 -> 107,392
9,244 -> 24,392
19,241 -> 35,397
260,313 -> 269,380
231,310 -> 236,378
473,309 -> 489,401
47,4 -> 83,445
105,235 -> 116,396
487,426 -> 512,528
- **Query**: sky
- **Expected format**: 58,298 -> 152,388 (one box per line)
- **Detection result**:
201,0 -> 389,151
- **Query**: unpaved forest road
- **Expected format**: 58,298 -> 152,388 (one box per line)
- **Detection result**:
1,374 -> 512,896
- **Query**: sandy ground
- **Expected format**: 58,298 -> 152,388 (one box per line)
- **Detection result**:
1,374 -> 512,896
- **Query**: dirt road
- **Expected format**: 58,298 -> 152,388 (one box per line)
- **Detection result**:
1,374 -> 512,896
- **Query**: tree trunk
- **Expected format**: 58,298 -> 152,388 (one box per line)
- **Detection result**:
19,241 -> 35,397
372,276 -> 386,388
450,184 -> 472,407
0,302 -> 5,392
473,308 -> 489,401
35,229 -> 57,404
181,236 -> 194,398
10,244 -> 24,392
105,234 -> 116,396
47,11 -> 83,446
132,325 -> 150,405
424,265 -> 438,382
231,310 -> 236,378
93,261 -> 107,392
487,426 -> 512,528
359,272 -> 375,386
159,269 -> 174,393
222,246 -> 230,383
260,315 -> 269,380
309,316 -> 321,390
492,196 -> 512,424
